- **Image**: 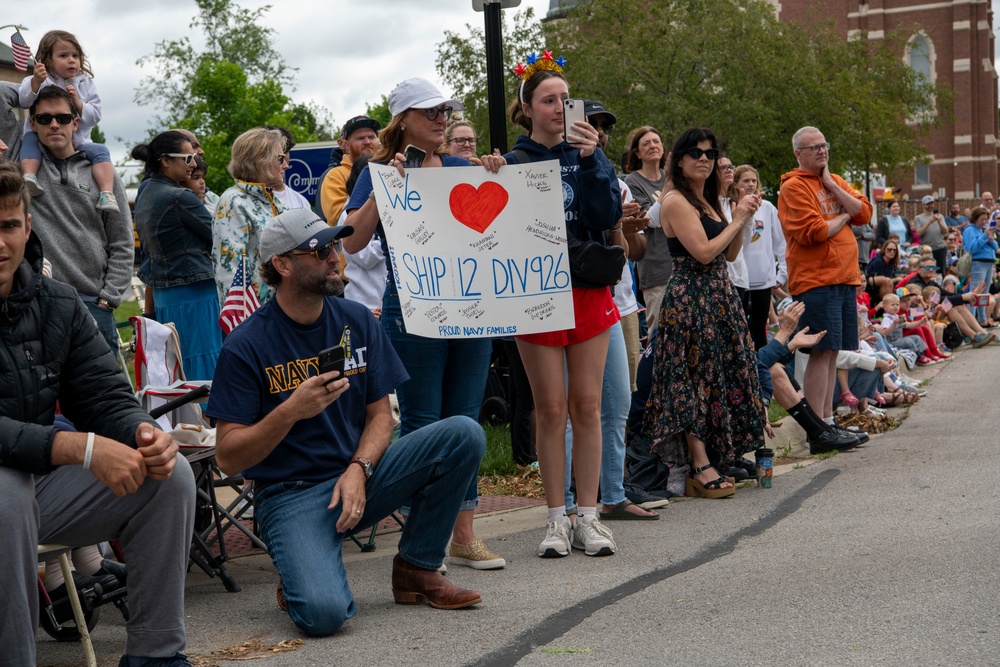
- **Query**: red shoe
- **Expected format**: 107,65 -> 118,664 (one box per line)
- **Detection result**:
916,356 -> 934,366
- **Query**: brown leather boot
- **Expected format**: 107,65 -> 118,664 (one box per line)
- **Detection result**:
391,554 -> 482,609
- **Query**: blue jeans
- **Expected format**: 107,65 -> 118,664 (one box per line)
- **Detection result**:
382,285 -> 491,509
21,130 -> 112,163
84,300 -> 120,357
253,416 -> 485,637
970,261 -> 995,322
564,321 -> 629,508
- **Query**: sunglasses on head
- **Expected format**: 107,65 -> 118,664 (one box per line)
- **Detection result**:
289,240 -> 339,262
166,153 -> 197,165
684,147 -> 720,160
32,113 -> 75,126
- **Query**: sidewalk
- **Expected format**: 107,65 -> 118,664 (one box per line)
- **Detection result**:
35,342 -> 970,667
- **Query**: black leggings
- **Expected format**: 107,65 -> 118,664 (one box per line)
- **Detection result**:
747,288 -> 773,351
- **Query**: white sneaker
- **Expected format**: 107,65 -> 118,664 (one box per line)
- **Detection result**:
571,515 -> 616,557
24,173 -> 43,197
537,520 -> 571,558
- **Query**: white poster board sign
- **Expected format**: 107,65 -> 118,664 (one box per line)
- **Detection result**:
369,160 -> 574,338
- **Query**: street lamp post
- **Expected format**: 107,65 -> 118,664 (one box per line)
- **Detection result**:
473,0 -> 521,154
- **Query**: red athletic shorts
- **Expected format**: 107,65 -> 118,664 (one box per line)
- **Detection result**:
517,286 -> 620,347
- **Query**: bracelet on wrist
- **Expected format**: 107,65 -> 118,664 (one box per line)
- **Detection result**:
609,225 -> 623,232
83,432 -> 95,470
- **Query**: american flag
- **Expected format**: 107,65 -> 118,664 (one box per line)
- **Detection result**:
10,32 -> 31,73
218,256 -> 260,335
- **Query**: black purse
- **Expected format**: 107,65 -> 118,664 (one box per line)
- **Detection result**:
566,233 -> 626,286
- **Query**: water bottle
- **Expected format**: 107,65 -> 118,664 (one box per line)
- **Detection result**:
755,448 -> 774,488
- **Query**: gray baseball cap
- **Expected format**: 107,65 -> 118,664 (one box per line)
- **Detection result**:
259,208 -> 354,264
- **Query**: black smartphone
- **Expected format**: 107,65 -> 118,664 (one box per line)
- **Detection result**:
318,345 -> 346,383
932,209 -> 939,215
403,144 -> 426,169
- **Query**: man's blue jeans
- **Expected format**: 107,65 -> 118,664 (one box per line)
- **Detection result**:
382,285 -> 491,509
564,321 -> 629,508
253,416 -> 485,637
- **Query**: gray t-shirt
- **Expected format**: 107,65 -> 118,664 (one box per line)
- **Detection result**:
625,171 -> 672,288
913,213 -> 946,249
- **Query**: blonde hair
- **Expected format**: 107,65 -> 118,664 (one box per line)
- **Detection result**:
921,285 -> 941,302
907,256 -> 922,271
918,244 -> 933,258
729,164 -> 761,200
36,30 -> 94,78
881,293 -> 899,306
227,128 -> 285,182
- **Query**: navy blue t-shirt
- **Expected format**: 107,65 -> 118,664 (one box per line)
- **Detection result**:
206,295 -> 408,485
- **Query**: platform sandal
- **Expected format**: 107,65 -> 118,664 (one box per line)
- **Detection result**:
686,464 -> 736,499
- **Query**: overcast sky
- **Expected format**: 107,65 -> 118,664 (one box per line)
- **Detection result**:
8,0 -> 549,171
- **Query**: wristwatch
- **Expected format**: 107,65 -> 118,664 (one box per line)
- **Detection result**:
97,298 -> 113,310
349,457 -> 373,480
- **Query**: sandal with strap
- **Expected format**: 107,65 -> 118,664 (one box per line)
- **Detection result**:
839,391 -> 860,407
686,464 -> 735,499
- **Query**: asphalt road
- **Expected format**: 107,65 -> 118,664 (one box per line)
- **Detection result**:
36,344 -> 1000,666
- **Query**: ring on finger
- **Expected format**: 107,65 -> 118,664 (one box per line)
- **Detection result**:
355,510 -> 362,516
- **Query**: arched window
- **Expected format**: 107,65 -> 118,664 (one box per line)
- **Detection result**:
906,33 -> 935,84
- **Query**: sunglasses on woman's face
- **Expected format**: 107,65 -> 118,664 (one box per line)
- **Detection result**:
684,147 -> 720,160
166,153 -> 196,165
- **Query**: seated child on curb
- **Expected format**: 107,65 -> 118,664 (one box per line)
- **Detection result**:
900,290 -> 947,364
877,291 -> 928,363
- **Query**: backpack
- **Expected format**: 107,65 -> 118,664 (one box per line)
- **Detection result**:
943,321 -> 963,349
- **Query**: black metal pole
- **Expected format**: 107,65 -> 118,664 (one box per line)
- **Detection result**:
484,0 -> 508,154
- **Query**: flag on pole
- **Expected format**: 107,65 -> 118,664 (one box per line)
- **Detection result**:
10,32 -> 31,72
218,255 -> 260,335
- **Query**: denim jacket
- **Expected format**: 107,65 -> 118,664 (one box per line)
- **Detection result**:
135,173 -> 215,288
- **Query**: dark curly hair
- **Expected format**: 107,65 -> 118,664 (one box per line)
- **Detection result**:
668,128 -> 724,220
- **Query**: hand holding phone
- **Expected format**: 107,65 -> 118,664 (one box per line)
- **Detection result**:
318,345 -> 346,384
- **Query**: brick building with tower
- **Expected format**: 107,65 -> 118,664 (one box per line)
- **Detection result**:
546,0 -> 999,202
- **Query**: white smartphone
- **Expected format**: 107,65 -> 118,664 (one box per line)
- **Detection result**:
563,98 -> 586,142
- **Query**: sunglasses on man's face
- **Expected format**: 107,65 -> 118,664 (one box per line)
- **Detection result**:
289,241 -> 339,262
32,113 -> 75,126
921,265 -> 936,271
684,147 -> 720,160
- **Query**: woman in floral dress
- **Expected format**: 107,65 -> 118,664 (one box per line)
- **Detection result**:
642,128 -> 765,498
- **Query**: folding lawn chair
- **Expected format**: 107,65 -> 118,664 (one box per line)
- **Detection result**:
130,316 -> 260,592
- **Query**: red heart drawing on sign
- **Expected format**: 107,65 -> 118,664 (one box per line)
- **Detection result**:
449,182 -> 509,234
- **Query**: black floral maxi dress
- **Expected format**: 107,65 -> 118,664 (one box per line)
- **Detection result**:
641,213 -> 765,468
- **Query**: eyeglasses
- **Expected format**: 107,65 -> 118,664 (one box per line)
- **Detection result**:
884,248 -> 897,253
799,142 -> 831,154
31,113 -> 75,126
166,153 -> 196,165
719,164 -> 735,172
684,147 -> 720,160
289,241 -> 339,262
275,154 -> 290,165
921,265 -> 936,270
448,137 -> 477,146
420,106 -> 454,121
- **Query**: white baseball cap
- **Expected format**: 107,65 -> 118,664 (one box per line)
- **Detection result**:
388,78 -> 464,117
259,209 -> 353,264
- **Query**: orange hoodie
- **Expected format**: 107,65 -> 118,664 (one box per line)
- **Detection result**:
778,168 -> 873,296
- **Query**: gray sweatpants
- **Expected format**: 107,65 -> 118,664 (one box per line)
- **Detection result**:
0,456 -> 195,666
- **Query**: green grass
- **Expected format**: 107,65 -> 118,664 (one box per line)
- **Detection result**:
114,299 -> 141,343
768,402 -> 788,423
480,423 -> 517,476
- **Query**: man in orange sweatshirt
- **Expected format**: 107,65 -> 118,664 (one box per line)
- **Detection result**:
778,126 -> 873,426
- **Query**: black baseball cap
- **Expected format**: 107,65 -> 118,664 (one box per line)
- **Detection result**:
341,115 -> 381,140
584,100 -> 617,124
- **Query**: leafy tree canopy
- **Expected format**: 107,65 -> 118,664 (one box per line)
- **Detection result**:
133,0 -> 334,193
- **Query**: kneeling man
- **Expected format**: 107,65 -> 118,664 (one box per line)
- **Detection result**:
209,209 -> 484,637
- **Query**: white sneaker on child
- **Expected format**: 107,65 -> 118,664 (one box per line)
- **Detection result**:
97,191 -> 119,212
571,515 -> 616,557
537,520 -> 571,558
24,173 -> 44,197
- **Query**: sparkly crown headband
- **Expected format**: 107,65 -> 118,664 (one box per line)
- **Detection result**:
513,50 -> 567,103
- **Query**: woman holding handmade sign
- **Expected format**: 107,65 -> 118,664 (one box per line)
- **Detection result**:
480,52 -> 624,559
343,78 -> 505,571
640,128 -> 765,499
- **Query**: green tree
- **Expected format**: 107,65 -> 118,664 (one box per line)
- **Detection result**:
90,124 -> 106,145
364,95 -> 392,130
134,0 -> 334,193
436,8 -> 545,151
